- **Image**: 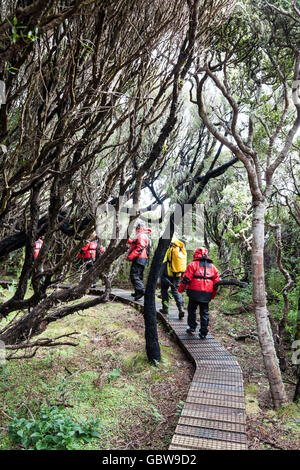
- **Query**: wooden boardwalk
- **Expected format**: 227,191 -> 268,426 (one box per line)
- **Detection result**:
111,288 -> 247,450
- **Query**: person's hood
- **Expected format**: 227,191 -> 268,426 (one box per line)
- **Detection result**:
193,247 -> 209,260
136,227 -> 152,234
171,239 -> 184,248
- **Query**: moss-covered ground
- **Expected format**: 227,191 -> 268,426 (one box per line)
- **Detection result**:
0,290 -> 193,450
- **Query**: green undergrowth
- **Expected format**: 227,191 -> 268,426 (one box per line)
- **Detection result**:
0,298 -> 192,450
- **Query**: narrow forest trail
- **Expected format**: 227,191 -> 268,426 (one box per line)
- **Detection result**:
111,288 -> 248,450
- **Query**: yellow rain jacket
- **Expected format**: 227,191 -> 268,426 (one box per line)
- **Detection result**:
163,239 -> 187,276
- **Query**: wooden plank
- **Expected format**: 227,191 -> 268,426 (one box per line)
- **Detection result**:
192,376 -> 243,386
185,395 -> 246,410
178,416 -> 246,433
180,406 -> 246,424
175,424 -> 247,443
182,402 -> 246,417
171,435 -> 247,450
187,388 -> 245,399
190,382 -> 244,393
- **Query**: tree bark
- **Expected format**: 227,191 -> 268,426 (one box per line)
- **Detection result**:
144,236 -> 172,364
293,289 -> 300,402
252,199 -> 288,408
215,279 -> 248,288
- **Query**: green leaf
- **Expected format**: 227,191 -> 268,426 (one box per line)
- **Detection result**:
36,441 -> 47,450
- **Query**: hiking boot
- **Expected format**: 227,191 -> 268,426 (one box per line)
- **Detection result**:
186,326 -> 196,333
134,291 -> 145,301
199,333 -> 207,339
159,308 -> 169,315
178,308 -> 185,320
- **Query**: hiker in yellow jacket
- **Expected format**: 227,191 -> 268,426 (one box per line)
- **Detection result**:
159,239 -> 187,319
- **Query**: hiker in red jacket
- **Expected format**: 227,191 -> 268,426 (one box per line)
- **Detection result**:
127,222 -> 151,300
77,234 -> 103,266
34,237 -> 43,258
77,234 -> 104,285
77,240 -> 95,268
34,237 -> 45,282
178,247 -> 219,339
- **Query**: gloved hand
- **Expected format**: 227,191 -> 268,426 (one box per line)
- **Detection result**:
178,284 -> 185,294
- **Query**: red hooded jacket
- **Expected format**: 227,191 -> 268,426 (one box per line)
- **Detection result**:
127,227 -> 151,265
178,247 -> 219,302
34,239 -> 43,259
77,241 -> 103,260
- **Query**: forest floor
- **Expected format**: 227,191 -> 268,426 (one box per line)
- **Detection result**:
0,287 -> 193,450
0,282 -> 299,450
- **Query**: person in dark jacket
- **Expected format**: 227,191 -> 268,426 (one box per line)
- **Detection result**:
178,247 -> 219,339
127,222 -> 151,300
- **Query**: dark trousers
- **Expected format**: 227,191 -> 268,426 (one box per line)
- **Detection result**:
130,261 -> 145,295
84,258 -> 94,270
161,276 -> 183,310
187,299 -> 209,336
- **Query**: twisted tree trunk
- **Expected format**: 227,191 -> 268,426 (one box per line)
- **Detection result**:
144,235 -> 173,363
